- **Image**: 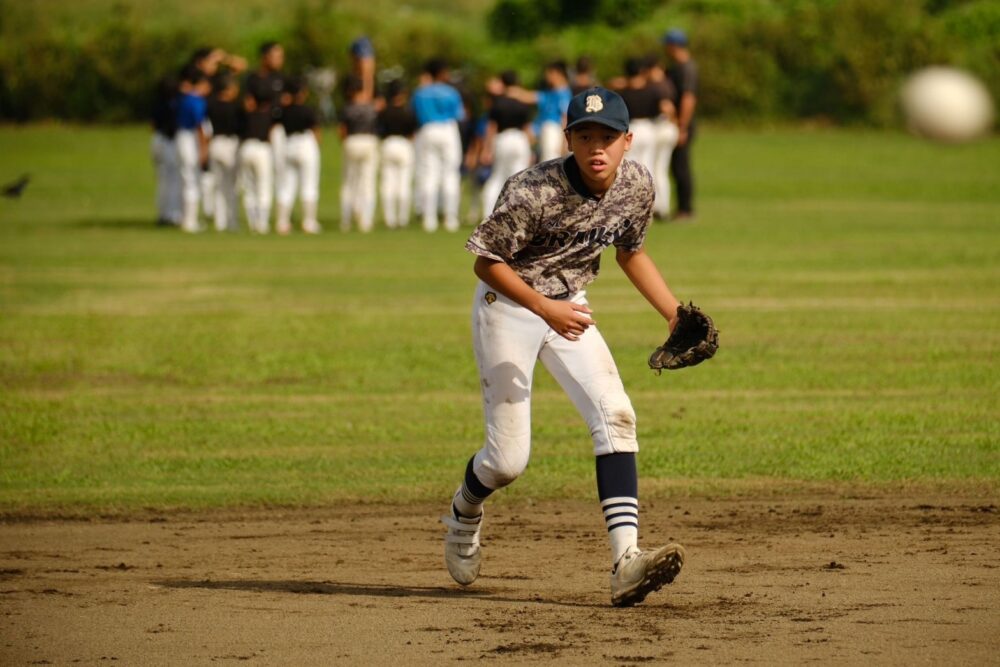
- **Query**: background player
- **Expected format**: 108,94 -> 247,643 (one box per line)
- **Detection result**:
175,66 -> 211,233
276,77 -> 322,235
339,75 -> 379,232
238,90 -> 274,234
663,28 -> 699,220
150,74 -> 181,227
479,70 -> 533,217
206,74 -> 241,232
441,87 -> 686,607
377,79 -> 419,229
411,59 -> 466,233
246,41 -> 287,224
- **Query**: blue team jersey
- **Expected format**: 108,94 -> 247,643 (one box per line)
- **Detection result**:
535,86 -> 571,125
411,83 -> 465,126
176,93 -> 207,130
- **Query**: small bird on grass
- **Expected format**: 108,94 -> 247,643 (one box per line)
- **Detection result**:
2,174 -> 30,199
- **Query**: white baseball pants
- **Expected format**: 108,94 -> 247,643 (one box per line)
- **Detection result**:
627,119 -> 657,188
538,121 -> 566,162
470,281 -> 638,490
209,135 -> 239,232
380,136 -> 415,228
415,121 -> 462,232
482,129 -> 532,218
151,132 -> 181,224
277,132 -> 321,232
175,129 -> 203,232
341,134 -> 379,233
270,123 -> 287,200
653,119 -> 679,217
238,139 -> 273,233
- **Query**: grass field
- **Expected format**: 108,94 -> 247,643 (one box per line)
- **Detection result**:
1,124 -> 998,513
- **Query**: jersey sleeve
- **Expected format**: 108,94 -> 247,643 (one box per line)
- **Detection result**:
465,177 -> 536,263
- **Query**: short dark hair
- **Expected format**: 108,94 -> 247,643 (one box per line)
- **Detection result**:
576,56 -> 593,74
424,58 -> 449,79
545,60 -> 568,78
284,76 -> 305,96
191,47 -> 214,64
384,79 -> 406,99
500,70 -> 519,87
624,57 -> 643,78
179,64 -> 205,85
259,41 -> 281,57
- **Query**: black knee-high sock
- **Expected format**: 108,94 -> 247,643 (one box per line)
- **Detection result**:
452,456 -> 493,520
596,452 -> 639,564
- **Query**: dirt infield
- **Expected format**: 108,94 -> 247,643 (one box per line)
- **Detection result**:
1,497 -> 998,665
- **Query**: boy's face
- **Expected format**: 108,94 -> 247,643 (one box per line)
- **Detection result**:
565,122 -> 633,191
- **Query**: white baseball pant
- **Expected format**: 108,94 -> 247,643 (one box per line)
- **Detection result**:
653,119 -> 679,217
175,129 -> 202,232
277,132 -> 321,232
627,119 -> 657,188
151,132 -> 182,224
538,121 -> 566,162
415,121 -> 462,232
470,281 -> 638,490
482,128 -> 532,217
380,136 -> 415,229
270,123 -> 287,202
200,121 -> 215,218
209,135 -> 239,232
341,134 -> 379,233
238,139 -> 274,233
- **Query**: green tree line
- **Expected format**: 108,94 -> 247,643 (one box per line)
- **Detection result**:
0,0 -> 996,125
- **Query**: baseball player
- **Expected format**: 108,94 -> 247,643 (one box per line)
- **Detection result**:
411,59 -> 466,232
206,75 -> 241,232
238,90 -> 275,234
377,79 -> 418,229
246,41 -> 287,219
339,75 -> 379,232
151,74 -> 181,227
175,66 -> 211,233
504,62 -> 573,161
615,58 -> 663,203
480,70 -> 533,217
663,28 -> 699,220
441,87 -> 686,607
276,77 -> 322,235
645,56 -> 679,220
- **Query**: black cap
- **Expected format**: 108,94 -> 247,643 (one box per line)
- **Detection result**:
565,86 -> 630,133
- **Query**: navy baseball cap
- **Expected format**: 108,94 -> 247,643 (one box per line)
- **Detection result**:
662,28 -> 689,46
565,87 -> 630,133
350,37 -> 374,58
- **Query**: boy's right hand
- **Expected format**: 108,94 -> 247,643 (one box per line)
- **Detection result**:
538,299 -> 595,341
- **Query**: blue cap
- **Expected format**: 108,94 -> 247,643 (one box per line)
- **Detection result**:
350,37 -> 374,58
565,87 -> 630,133
662,28 -> 688,46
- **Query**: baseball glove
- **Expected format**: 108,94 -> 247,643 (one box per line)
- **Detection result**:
648,302 -> 719,373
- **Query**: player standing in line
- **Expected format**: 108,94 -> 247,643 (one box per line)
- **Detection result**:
238,90 -> 275,234
504,62 -> 573,162
479,70 -> 534,217
175,66 -> 211,233
614,58 -> 662,197
571,56 -> 598,96
151,74 -> 181,227
246,41 -> 287,224
411,59 -> 466,233
206,75 -> 242,232
275,77 -> 322,235
663,29 -> 698,221
339,75 -> 380,233
441,87 -> 686,607
645,55 -> 679,221
377,80 -> 419,229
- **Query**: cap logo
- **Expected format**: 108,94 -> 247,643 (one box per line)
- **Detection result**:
585,95 -> 604,113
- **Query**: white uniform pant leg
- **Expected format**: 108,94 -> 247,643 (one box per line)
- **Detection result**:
653,120 -> 678,217
415,124 -> 441,231
482,129 -> 532,217
239,140 -> 273,233
440,121 -> 463,230
380,136 -> 414,228
152,133 -> 181,224
270,123 -> 286,208
628,119 -> 657,186
341,134 -> 379,232
295,133 -> 321,206
539,121 -> 566,162
175,129 -> 201,231
470,282 -> 549,490
209,135 -> 239,231
537,292 -> 638,456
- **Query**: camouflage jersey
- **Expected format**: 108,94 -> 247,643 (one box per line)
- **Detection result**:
466,156 -> 654,298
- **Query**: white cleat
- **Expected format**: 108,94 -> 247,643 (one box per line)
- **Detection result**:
610,543 -> 685,607
441,512 -> 483,586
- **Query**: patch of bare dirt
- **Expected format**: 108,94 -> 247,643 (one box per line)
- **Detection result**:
1,498 -> 998,664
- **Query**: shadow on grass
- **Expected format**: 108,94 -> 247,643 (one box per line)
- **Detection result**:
153,578 -> 606,608
73,217 -> 173,230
